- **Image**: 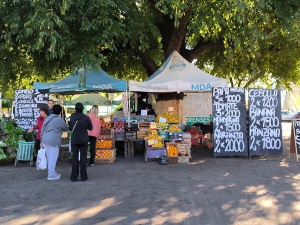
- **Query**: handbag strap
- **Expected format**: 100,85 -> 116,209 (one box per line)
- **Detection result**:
44,116 -> 57,130
72,120 -> 78,132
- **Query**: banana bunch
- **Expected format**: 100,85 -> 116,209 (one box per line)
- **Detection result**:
155,112 -> 180,123
144,130 -> 162,140
157,122 -> 169,129
152,141 -> 164,147
168,125 -> 182,132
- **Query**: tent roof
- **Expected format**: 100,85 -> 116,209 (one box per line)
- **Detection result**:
64,93 -> 110,106
34,68 -> 127,93
63,93 -> 122,106
129,51 -> 228,93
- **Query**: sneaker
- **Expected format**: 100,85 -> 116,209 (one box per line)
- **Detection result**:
47,174 -> 61,180
90,164 -> 94,166
54,173 -> 61,178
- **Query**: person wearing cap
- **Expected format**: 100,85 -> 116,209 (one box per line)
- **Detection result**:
40,105 -> 69,180
69,103 -> 93,182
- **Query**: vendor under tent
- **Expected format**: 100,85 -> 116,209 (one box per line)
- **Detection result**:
64,93 -> 111,106
33,68 -> 127,94
128,51 -> 228,127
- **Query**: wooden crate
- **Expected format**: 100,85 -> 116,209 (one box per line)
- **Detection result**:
138,122 -> 151,128
96,138 -> 115,149
178,156 -> 189,163
166,143 -> 178,157
137,131 -> 147,139
100,129 -> 114,137
168,156 -> 178,163
95,149 -> 116,162
94,158 -> 114,163
124,141 -> 135,158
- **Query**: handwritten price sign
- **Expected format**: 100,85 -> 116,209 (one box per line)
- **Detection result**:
150,122 -> 157,129
168,107 -> 174,112
104,117 -> 111,122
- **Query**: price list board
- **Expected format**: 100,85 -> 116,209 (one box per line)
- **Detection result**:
248,88 -> 282,156
14,89 -> 49,130
212,87 -> 248,157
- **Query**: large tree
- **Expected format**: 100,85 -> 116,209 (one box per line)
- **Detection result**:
1,0 -> 300,90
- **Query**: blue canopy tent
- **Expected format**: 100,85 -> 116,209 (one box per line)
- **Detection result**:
33,68 -> 127,93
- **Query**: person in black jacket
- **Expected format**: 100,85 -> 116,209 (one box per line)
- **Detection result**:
69,103 -> 93,182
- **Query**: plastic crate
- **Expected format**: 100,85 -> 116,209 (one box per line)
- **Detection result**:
114,129 -> 125,140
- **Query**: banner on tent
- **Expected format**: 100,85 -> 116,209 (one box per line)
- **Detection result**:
14,89 -> 49,130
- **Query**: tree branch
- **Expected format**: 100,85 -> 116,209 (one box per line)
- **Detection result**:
244,77 -> 256,89
185,38 -> 224,62
133,44 -> 159,76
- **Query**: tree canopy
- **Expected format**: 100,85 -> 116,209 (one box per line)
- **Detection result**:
1,0 -> 300,92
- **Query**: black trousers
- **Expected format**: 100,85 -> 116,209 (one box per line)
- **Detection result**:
89,136 -> 97,164
34,139 -> 41,155
70,143 -> 88,181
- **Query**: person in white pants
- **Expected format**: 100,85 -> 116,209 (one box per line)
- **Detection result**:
43,144 -> 59,176
40,105 -> 69,180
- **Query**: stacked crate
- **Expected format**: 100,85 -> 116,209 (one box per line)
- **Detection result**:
96,129 -> 116,163
137,122 -> 150,139
166,143 -> 178,163
114,119 -> 125,140
177,143 -> 190,163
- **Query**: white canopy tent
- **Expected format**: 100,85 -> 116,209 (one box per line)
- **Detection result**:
127,51 -> 228,126
129,51 -> 228,93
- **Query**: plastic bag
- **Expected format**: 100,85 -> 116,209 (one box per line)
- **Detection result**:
36,148 -> 47,170
158,154 -> 169,165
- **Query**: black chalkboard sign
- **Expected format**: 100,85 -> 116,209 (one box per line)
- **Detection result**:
292,120 -> 300,155
248,88 -> 282,156
14,89 -> 49,130
212,87 -> 248,157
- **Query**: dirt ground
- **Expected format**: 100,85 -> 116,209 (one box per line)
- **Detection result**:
0,122 -> 300,225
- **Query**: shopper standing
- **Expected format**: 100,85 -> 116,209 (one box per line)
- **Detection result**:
40,105 -> 69,180
69,103 -> 93,182
87,105 -> 101,166
27,106 -> 49,156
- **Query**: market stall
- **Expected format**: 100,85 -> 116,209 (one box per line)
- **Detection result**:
128,51 -> 228,162
33,68 -> 128,164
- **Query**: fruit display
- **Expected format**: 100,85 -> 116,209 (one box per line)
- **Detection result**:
96,139 -> 113,149
155,112 -> 180,123
168,125 -> 182,132
157,122 -> 169,130
166,144 -> 178,156
114,119 -> 125,129
178,151 -> 189,156
95,150 -> 113,159
100,117 -> 113,129
144,130 -> 163,141
152,141 -> 164,148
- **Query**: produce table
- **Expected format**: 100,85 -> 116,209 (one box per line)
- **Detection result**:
115,139 -> 145,158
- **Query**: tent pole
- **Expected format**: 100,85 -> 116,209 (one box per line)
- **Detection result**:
127,90 -> 131,128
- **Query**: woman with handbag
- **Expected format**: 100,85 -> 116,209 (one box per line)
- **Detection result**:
87,105 -> 101,166
40,105 -> 69,180
69,103 -> 93,182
